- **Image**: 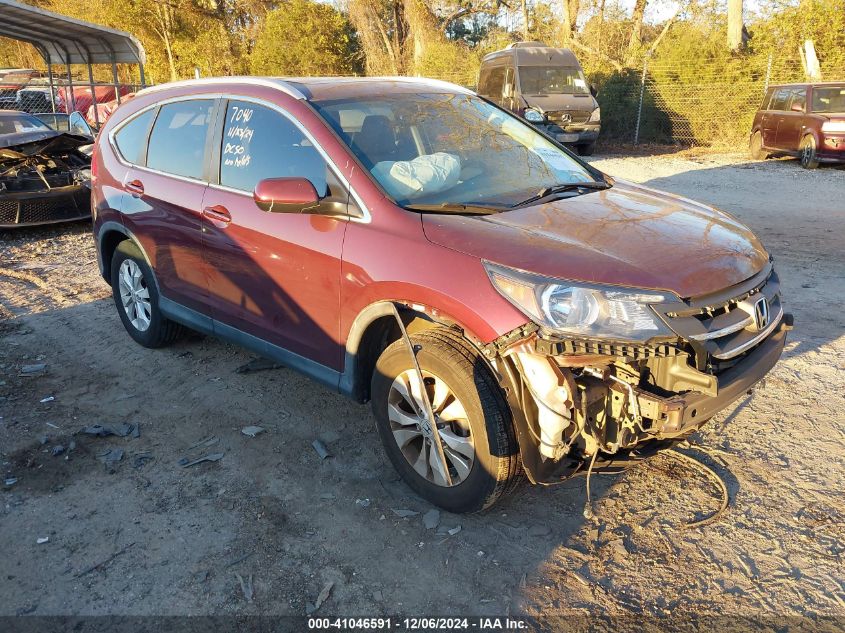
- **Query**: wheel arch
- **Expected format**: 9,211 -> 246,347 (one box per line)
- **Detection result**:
339,300 -> 490,403
96,222 -> 157,291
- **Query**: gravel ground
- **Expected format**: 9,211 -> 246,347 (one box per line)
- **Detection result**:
1,151 -> 843,628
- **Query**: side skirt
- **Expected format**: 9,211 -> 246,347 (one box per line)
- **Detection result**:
159,297 -> 344,394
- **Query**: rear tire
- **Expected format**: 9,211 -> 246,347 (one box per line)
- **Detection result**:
577,142 -> 596,157
800,134 -> 819,169
110,240 -> 183,348
749,131 -> 768,160
371,328 -> 521,512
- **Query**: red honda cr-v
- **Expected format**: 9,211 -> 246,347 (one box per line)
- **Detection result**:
91,77 -> 791,512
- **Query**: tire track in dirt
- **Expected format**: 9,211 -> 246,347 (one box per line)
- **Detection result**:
0,266 -> 75,315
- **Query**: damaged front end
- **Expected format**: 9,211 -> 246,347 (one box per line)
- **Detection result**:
483,262 -> 792,484
0,134 -> 92,227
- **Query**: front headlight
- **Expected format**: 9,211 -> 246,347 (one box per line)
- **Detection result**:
523,108 -> 544,123
485,262 -> 675,342
588,107 -> 601,123
821,120 -> 845,133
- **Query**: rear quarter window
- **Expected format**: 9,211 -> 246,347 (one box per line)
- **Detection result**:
147,100 -> 214,180
770,89 -> 791,111
113,109 -> 155,165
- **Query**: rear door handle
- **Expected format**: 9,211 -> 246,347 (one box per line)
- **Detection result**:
202,205 -> 232,225
125,179 -> 144,196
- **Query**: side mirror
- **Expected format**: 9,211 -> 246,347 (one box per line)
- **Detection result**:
590,83 -> 598,98
253,177 -> 320,213
791,102 -> 804,112
68,111 -> 94,139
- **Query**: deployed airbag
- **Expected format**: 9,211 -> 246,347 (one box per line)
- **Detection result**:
372,152 -> 461,199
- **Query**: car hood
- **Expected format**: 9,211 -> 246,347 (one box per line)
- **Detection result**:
421,180 -> 769,299
0,132 -> 91,158
0,129 -> 62,150
522,93 -> 597,113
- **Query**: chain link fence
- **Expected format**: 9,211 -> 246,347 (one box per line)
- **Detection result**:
0,70 -> 141,129
424,53 -> 845,150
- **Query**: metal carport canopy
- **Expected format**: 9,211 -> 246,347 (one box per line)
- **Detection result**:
0,0 -> 145,65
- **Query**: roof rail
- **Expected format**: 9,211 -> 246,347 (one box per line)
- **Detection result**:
135,76 -> 308,100
364,76 -> 475,95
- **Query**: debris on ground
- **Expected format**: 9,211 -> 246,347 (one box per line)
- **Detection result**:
78,423 -> 138,438
235,357 -> 282,374
319,493 -> 336,501
312,439 -> 331,460
306,581 -> 334,614
50,445 -> 65,457
392,509 -> 419,518
187,436 -> 219,450
19,363 -> 46,376
39,396 -> 54,403
179,452 -> 224,468
98,448 -> 124,464
355,498 -> 371,508
423,509 -> 440,530
36,537 -> 49,544
4,476 -> 18,487
241,426 -> 264,437
132,452 -> 153,469
235,573 -> 254,602
435,525 -> 462,536
74,542 -> 135,578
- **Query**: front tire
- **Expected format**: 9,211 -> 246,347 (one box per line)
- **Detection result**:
800,134 -> 820,169
371,328 -> 521,513
110,240 -> 183,348
749,131 -> 768,160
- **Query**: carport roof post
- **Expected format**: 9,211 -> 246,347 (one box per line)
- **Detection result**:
0,0 -> 145,67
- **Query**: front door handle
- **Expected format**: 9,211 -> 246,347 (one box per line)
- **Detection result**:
125,179 -> 144,196
202,205 -> 232,225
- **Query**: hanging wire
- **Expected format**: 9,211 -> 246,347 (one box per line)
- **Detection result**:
665,448 -> 730,529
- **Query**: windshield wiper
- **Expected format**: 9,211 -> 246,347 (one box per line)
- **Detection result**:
403,202 -> 505,215
510,181 -> 611,209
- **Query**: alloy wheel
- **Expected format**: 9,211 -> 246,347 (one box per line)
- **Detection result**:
387,369 -> 475,487
118,259 -> 152,332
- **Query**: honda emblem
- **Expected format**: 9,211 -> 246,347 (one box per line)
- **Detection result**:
753,297 -> 769,330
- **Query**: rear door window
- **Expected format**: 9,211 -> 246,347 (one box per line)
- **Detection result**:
113,109 -> 155,165
147,100 -> 214,179
219,100 -> 328,196
789,88 -> 806,112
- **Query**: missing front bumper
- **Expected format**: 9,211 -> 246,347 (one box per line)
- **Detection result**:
494,316 -> 791,485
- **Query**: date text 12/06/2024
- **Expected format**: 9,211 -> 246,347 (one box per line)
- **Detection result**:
307,617 -> 530,631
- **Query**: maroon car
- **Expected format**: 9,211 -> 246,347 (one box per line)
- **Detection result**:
91,77 -> 790,511
750,82 -> 845,168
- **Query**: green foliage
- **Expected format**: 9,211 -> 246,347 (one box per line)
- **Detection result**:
250,0 -> 362,76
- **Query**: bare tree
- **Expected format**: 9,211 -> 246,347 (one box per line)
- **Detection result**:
521,0 -> 529,39
627,0 -> 647,62
727,0 -> 744,51
559,0 -> 572,42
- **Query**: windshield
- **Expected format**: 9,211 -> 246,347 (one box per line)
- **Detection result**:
812,86 -> 845,113
312,93 -> 595,209
0,113 -> 52,135
518,66 -> 589,95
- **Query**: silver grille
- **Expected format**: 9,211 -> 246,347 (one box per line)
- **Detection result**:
657,265 -> 783,363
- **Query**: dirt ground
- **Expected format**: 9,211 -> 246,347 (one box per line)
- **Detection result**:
1,151 -> 844,627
